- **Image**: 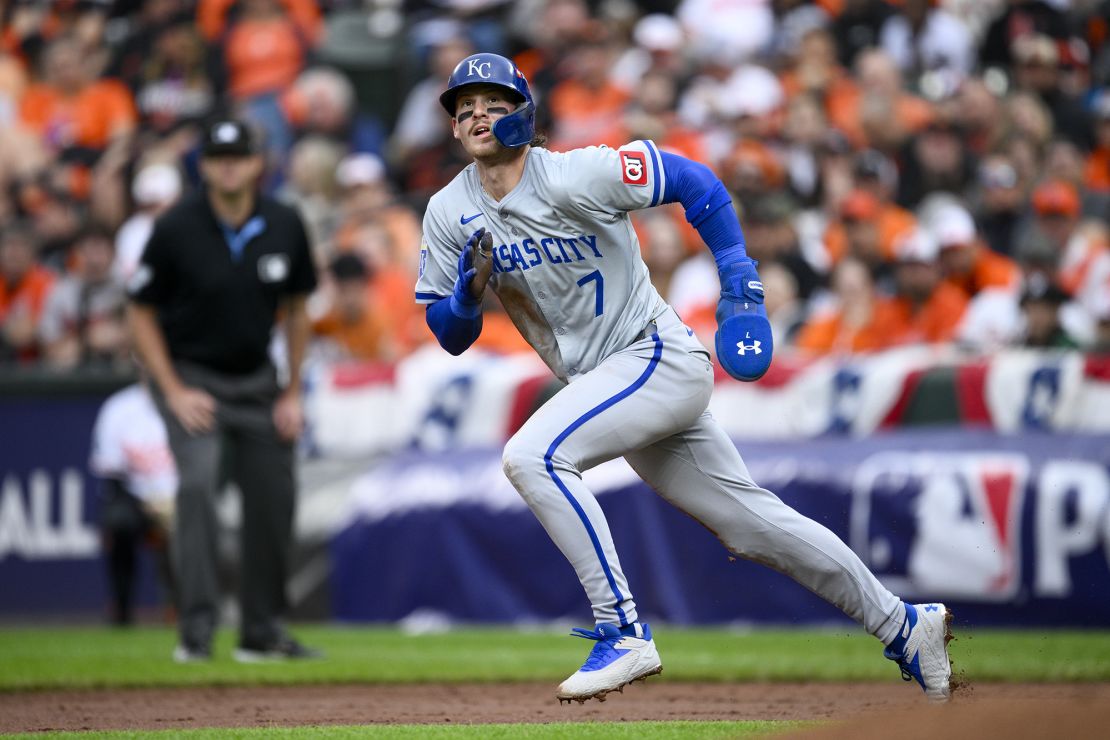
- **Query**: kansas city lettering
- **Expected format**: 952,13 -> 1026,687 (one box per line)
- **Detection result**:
492,234 -> 603,273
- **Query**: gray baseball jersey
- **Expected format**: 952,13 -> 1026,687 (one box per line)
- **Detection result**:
416,141 -> 668,381
417,140 -> 905,643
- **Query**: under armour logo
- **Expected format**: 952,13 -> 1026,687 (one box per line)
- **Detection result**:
467,60 -> 492,78
736,340 -> 762,356
924,605 -> 939,612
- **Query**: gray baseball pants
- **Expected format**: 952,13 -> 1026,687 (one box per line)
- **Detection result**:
155,361 -> 295,650
502,308 -> 905,643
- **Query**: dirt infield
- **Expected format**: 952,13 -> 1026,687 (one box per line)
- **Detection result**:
3,681 -> 1110,735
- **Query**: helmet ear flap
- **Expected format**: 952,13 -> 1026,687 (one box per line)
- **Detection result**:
492,101 -> 535,148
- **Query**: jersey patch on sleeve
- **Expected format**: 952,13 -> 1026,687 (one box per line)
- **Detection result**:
619,149 -> 648,186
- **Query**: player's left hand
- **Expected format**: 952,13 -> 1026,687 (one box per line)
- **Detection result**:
272,389 -> 304,441
715,259 -> 773,381
454,227 -> 495,305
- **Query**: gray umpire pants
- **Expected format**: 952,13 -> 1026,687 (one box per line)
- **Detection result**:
154,360 -> 295,650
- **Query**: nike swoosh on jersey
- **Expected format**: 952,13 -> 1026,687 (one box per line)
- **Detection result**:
460,212 -> 483,224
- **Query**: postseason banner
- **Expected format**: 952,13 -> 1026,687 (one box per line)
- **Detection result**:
332,429 -> 1110,627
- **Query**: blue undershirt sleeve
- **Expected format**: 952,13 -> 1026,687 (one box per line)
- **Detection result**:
426,296 -> 483,356
658,150 -> 749,270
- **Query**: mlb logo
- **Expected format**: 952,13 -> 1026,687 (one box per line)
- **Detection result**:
851,452 -> 1028,601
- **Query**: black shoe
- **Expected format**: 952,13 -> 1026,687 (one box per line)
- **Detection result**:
232,636 -> 323,663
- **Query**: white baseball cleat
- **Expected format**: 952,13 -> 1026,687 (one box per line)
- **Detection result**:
884,602 -> 954,702
557,622 -> 662,704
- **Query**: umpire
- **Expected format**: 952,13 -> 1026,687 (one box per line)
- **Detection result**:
127,119 -> 319,662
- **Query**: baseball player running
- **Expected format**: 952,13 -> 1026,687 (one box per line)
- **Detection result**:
415,53 -> 953,704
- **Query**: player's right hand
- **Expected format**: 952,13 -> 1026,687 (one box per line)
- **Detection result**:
167,385 -> 217,435
715,259 -> 774,382
454,227 -> 495,305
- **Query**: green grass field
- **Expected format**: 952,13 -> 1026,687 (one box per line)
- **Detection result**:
2,625 -> 1108,738
1,624 -> 1108,690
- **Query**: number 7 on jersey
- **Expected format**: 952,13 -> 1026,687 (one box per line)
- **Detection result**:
577,269 -> 604,317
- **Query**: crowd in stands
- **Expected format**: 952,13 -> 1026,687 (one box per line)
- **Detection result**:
1,0 -> 1109,374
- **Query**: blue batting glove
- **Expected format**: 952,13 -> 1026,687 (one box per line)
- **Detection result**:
715,259 -> 773,381
453,227 -> 488,306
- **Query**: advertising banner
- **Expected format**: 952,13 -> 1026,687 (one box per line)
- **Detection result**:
331,430 -> 1110,626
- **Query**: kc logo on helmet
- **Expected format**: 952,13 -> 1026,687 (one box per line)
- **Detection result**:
851,452 -> 1028,601
467,60 -> 492,79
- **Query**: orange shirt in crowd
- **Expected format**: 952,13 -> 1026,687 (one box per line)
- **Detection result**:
19,78 -> 136,150
470,310 -> 533,355
795,310 -> 889,355
197,0 -> 322,42
873,282 -> 970,347
1085,147 -> 1110,191
312,307 -> 392,361
369,266 -> 425,353
944,247 -> 1021,298
0,264 -> 55,324
824,204 -> 918,264
223,19 -> 309,99
548,80 -> 630,150
199,0 -> 322,99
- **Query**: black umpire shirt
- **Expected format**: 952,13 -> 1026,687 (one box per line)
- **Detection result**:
128,192 -> 318,375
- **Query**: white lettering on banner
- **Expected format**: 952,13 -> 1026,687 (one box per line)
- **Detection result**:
0,469 -> 98,560
1034,461 -> 1110,596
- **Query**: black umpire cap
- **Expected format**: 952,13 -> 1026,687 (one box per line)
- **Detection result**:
202,119 -> 258,157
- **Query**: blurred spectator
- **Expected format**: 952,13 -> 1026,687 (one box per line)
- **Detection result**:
390,33 -> 474,164
825,188 -> 915,286
548,27 -> 629,151
952,77 -> 1006,157
616,69 -> 707,164
1085,91 -> 1110,192
39,223 -> 128,370
114,162 -> 185,282
0,224 -> 55,363
830,0 -> 893,67
838,48 -> 934,152
973,153 -> 1028,256
1010,33 -> 1091,147
874,228 -> 970,347
1029,179 -> 1109,297
199,0 -> 322,101
19,35 -> 137,165
677,0 -> 774,69
1018,274 -> 1080,348
781,93 -> 829,206
278,135 -> 344,259
90,381 -> 178,626
610,13 -> 687,94
108,0 -> 192,83
125,12 -> 216,136
980,0 -> 1070,72
760,260 -> 806,348
897,114 -> 975,208
796,256 -> 885,355
281,67 -> 386,156
929,202 -> 1022,298
743,194 -> 824,301
311,253 -> 395,362
333,154 -> 424,353
880,0 -> 974,82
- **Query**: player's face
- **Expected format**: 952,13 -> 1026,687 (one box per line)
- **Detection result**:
452,85 -> 517,158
